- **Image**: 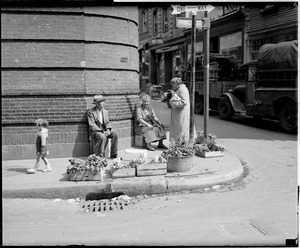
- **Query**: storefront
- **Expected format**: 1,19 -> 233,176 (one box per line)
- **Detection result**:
183,8 -> 245,67
154,44 -> 184,92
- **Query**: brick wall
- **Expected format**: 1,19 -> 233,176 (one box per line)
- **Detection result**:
1,4 -> 140,160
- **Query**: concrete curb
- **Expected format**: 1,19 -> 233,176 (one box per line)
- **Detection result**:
2,140 -> 245,199
2,154 -> 244,199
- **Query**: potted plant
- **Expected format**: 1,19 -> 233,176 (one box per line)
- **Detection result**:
194,131 -> 225,158
161,138 -> 195,172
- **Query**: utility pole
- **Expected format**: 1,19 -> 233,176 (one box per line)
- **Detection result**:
203,10 -> 210,138
189,11 -> 196,141
172,4 -> 214,139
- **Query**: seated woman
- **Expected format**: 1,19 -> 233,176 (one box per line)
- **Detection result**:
135,93 -> 168,151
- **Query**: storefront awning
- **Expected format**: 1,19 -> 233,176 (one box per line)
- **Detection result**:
155,45 -> 181,53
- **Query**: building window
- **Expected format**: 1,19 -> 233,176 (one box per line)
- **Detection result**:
250,32 -> 297,60
220,31 -> 242,62
153,9 -> 158,35
158,54 -> 165,85
260,4 -> 278,15
162,8 -> 169,32
142,10 -> 148,33
173,51 -> 183,77
187,41 -> 204,63
223,5 -> 239,15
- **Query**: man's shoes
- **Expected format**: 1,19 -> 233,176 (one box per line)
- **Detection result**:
157,144 -> 168,149
111,154 -> 119,159
146,144 -> 155,151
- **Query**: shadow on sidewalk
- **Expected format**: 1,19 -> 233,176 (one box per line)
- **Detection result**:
59,172 -> 70,182
7,167 -> 28,174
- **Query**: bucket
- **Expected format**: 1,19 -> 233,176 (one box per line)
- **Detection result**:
167,156 -> 194,172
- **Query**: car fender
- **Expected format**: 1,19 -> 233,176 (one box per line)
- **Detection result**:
220,93 -> 245,113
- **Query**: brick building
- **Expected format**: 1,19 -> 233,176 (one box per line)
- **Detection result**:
1,1 -> 140,160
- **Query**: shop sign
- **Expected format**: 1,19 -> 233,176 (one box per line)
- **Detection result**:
149,38 -> 164,46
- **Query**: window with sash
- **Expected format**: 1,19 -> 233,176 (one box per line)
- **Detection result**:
142,9 -> 149,33
162,7 -> 169,32
250,32 -> 297,60
153,9 -> 158,35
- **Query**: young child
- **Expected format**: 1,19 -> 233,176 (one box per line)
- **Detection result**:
27,118 -> 52,174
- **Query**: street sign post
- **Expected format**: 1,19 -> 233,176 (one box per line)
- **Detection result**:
171,4 -> 215,14
171,5 -> 213,140
190,13 -> 196,141
203,11 -> 210,139
176,17 -> 204,29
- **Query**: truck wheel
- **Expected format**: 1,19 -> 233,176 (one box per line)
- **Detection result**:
194,95 -> 203,114
279,102 -> 297,133
167,100 -> 171,109
217,97 -> 234,120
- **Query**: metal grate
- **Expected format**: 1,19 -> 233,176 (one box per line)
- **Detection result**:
81,200 -> 131,212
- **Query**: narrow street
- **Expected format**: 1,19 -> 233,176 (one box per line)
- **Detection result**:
3,101 -> 298,246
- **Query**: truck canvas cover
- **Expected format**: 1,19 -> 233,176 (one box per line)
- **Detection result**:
258,40 -> 298,69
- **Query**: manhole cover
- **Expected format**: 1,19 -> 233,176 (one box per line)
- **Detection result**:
81,199 -> 132,212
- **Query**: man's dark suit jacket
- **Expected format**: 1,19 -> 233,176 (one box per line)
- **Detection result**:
87,106 -> 112,136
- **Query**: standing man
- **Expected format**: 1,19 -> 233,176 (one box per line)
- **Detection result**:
87,95 -> 119,158
169,77 -> 190,142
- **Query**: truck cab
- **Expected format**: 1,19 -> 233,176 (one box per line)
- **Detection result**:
183,53 -> 245,114
217,40 -> 298,133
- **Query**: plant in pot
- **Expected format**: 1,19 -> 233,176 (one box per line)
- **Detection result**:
194,131 -> 225,158
161,138 -> 195,173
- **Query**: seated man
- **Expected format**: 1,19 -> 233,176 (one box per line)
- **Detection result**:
87,95 -> 119,158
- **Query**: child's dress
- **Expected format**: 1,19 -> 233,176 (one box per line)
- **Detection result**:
36,128 -> 49,155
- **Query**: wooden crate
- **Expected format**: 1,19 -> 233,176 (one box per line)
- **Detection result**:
195,150 -> 224,158
136,163 -> 167,177
69,168 -> 104,181
111,167 -> 136,178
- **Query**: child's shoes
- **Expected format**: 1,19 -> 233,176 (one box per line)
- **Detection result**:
27,168 -> 37,174
42,167 -> 52,173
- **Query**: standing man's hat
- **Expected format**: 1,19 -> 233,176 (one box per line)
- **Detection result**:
93,95 -> 106,104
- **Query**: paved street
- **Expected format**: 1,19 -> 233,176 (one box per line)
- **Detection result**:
3,101 -> 298,246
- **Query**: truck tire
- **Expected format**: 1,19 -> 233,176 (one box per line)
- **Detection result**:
217,97 -> 234,120
194,95 -> 203,114
279,102 -> 297,133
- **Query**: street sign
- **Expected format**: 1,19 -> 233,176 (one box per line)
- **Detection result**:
176,17 -> 203,28
171,5 -> 215,15
176,17 -> 210,29
202,17 -> 210,29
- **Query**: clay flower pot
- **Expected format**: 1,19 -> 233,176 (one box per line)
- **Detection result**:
167,155 -> 194,172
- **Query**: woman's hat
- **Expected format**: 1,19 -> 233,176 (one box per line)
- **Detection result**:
93,95 -> 106,104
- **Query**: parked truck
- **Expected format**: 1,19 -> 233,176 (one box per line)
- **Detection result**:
162,53 -> 246,113
217,40 -> 298,133
184,53 -> 246,114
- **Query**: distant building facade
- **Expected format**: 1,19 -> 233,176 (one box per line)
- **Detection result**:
138,3 -> 298,92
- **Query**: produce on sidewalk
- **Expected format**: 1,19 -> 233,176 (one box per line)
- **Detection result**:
67,154 -> 108,174
195,131 -> 225,152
